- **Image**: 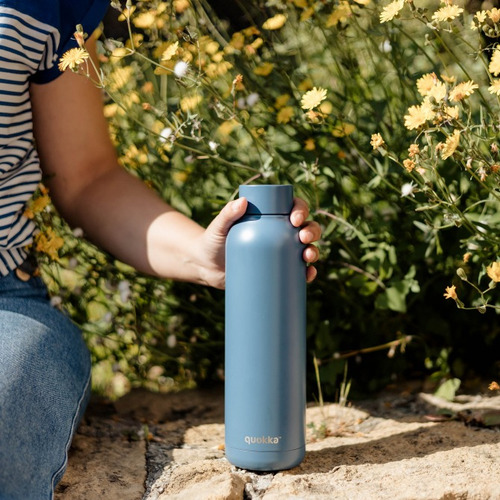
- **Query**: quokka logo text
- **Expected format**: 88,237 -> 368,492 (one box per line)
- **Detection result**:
244,435 -> 282,445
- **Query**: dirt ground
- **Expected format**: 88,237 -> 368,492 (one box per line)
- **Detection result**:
55,383 -> 500,499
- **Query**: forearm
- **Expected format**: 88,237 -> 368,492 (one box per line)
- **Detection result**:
59,164 -> 207,283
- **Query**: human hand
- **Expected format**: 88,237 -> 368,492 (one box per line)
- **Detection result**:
198,196 -> 321,289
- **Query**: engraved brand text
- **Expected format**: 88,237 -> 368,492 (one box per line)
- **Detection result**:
244,435 -> 281,445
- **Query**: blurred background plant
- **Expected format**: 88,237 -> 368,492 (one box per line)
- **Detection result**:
32,0 -> 500,400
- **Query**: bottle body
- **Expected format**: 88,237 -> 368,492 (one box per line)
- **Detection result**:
225,185 -> 306,471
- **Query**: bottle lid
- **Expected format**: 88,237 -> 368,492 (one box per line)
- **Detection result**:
239,184 -> 294,215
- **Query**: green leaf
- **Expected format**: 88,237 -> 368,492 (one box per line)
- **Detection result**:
434,378 -> 461,402
374,266 -> 420,312
375,283 -> 408,313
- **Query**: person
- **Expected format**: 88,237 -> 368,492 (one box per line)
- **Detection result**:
0,1 -> 321,498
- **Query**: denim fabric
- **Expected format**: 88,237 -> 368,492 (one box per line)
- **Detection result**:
0,270 -> 91,500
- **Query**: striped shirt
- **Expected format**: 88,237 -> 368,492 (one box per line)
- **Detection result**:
0,0 -> 109,276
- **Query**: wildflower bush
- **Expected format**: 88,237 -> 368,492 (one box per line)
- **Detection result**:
33,0 -> 500,399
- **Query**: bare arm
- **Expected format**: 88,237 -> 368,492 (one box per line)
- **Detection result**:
29,38 -> 320,288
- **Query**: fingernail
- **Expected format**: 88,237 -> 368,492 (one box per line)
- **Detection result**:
293,214 -> 303,226
232,197 -> 245,212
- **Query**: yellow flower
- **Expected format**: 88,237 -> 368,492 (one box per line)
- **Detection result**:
35,228 -> 64,261
174,0 -> 190,13
408,144 -> 420,157
449,81 -> 478,101
488,8 -> 500,23
277,106 -> 294,124
118,6 -> 135,21
487,261 -> 500,282
205,61 -> 232,79
298,78 -> 313,91
404,106 -> 425,130
103,103 -> 119,118
489,48 -> 500,76
444,106 -> 459,120
416,73 -> 439,97
24,194 -> 51,219
306,110 -> 322,123
180,94 -> 202,112
380,0 -> 404,23
110,47 -> 128,60
332,122 -> 355,137
441,130 -> 460,160
404,101 -> 435,130
262,14 -> 287,30
229,32 -> 245,51
253,62 -> 274,76
304,138 -> 316,151
403,159 -> 415,172
441,74 -> 456,84
432,5 -> 463,22
301,87 -> 327,110
217,119 -> 239,137
489,79 -> 500,96
173,170 -> 189,183
443,285 -> 457,300
132,12 -> 156,29
429,81 -> 447,102
203,39 -> 220,55
161,41 -> 179,61
475,10 -> 487,23
275,94 -> 290,109
247,38 -> 264,54
370,133 -> 385,149
123,144 -> 148,168
108,66 -> 134,92
231,74 -> 244,94
58,48 -> 89,72
319,101 -> 332,114
326,1 -> 352,27
300,8 -> 314,22
489,381 -> 500,391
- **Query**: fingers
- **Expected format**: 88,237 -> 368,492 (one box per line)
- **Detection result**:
299,220 -> 321,245
306,265 -> 318,283
303,244 -> 319,263
206,197 -> 248,238
215,195 -> 320,284
290,197 -> 309,227
291,197 -> 321,283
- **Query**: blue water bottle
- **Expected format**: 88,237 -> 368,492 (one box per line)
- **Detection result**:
225,184 -> 306,471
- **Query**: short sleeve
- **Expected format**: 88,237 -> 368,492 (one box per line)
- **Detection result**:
30,0 -> 110,84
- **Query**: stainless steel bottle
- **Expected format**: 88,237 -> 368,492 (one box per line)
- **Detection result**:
225,184 -> 306,471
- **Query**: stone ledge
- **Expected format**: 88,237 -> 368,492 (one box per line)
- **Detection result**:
55,386 -> 500,500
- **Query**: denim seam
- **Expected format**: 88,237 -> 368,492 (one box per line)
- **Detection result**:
49,365 -> 92,499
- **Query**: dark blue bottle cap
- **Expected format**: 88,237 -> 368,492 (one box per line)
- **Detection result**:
239,184 -> 294,215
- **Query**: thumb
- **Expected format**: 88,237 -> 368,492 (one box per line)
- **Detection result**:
207,197 -> 247,238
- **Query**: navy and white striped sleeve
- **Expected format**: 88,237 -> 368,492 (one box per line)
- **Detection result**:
0,0 -> 109,276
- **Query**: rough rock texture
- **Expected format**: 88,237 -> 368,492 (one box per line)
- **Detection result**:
55,385 -> 500,500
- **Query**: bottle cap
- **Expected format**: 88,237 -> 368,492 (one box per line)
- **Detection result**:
239,184 -> 294,215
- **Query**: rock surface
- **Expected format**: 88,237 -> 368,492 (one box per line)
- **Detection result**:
55,385 -> 500,500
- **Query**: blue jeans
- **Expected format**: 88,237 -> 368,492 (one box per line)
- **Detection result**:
0,269 -> 91,500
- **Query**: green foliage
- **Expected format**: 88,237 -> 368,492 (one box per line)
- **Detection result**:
31,0 -> 500,399
434,377 -> 461,402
